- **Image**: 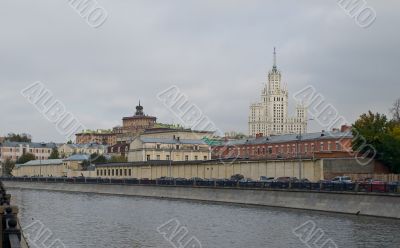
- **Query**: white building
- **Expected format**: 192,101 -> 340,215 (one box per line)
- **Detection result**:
0,141 -> 57,162
249,48 -> 307,137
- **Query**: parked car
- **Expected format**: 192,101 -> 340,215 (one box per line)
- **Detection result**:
359,179 -> 388,192
239,178 -> 255,183
259,176 -> 274,182
274,177 -> 298,183
331,176 -> 352,183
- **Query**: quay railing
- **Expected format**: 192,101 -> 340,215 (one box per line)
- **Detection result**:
0,181 -> 22,248
1,176 -> 400,195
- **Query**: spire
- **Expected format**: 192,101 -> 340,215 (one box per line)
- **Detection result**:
273,47 -> 277,70
135,100 -> 144,116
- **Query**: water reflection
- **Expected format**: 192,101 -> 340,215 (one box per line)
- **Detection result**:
9,189 -> 400,248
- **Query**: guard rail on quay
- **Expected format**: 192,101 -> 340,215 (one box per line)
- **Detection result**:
0,181 -> 25,248
2,176 -> 400,195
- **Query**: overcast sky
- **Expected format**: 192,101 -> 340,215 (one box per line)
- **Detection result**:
1,0 -> 399,142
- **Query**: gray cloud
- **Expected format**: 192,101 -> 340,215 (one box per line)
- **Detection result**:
0,0 -> 399,142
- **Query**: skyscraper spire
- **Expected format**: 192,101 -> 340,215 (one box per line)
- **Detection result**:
273,47 -> 277,70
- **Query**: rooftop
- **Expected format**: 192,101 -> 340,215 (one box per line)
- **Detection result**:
220,131 -> 353,146
0,141 -> 57,149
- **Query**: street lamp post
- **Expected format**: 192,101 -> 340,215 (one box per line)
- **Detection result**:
168,145 -> 173,178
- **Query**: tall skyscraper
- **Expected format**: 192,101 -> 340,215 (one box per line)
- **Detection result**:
248,48 -> 307,137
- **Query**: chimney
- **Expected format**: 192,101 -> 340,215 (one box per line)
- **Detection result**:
341,125 -> 352,132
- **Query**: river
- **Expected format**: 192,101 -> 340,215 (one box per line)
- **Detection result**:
8,188 -> 400,248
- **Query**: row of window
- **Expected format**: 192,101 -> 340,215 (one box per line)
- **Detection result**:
146,154 -> 208,161
2,148 -> 51,153
222,142 -> 342,155
97,168 -> 132,177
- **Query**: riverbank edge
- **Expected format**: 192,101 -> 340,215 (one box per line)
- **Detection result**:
4,181 -> 400,219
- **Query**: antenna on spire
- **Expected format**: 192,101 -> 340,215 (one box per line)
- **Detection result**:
273,47 -> 277,69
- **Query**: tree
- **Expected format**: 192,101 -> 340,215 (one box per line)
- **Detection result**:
90,153 -> 107,164
67,140 -> 73,144
390,98 -> 400,123
16,153 -> 36,164
352,111 -> 389,153
49,148 -> 60,159
81,160 -> 91,171
6,133 -> 32,142
352,111 -> 400,172
109,155 -> 127,163
3,158 -> 15,176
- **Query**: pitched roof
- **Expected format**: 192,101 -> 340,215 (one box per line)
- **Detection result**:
0,141 -> 57,149
221,131 -> 353,146
64,154 -> 90,161
16,159 -> 63,168
140,137 -> 207,145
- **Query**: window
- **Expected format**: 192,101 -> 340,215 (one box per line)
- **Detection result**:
156,144 -> 161,149
194,145 -> 198,150
120,169 -> 123,176
156,155 -> 160,160
185,155 -> 189,161
128,169 -> 132,176
146,155 -> 150,161
176,145 -> 180,150
336,142 -> 341,150
108,169 -> 111,176
116,169 -> 118,176
204,156 -> 207,160
194,156 -> 198,160
97,170 -> 99,176
124,169 -> 127,176
112,169 -> 115,176
320,142 -> 324,151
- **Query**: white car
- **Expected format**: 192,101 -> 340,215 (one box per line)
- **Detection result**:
331,176 -> 352,183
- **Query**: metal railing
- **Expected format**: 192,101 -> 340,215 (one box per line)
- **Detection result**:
0,181 -> 22,248
2,176 -> 400,195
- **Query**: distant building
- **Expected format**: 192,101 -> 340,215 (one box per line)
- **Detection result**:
212,128 -> 353,160
12,159 -> 65,177
63,154 -> 90,171
75,129 -> 116,146
107,143 -> 130,158
249,48 -> 307,137
128,129 -> 213,162
0,141 -> 57,162
58,143 -> 107,158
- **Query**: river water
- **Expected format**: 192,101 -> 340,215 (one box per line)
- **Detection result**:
8,188 -> 400,248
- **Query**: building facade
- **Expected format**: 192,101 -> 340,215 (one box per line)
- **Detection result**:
128,129 -> 212,162
212,129 -> 353,160
12,159 -> 66,177
249,48 -> 307,137
0,142 -> 57,162
75,129 -> 116,146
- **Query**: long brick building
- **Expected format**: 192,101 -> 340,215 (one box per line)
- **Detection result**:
212,127 -> 353,160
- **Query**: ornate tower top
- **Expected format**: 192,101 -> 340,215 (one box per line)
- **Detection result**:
273,47 -> 277,69
135,100 -> 144,116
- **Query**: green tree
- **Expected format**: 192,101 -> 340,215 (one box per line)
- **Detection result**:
390,98 -> 400,123
6,133 -> 32,142
352,111 -> 400,172
90,153 -> 107,164
67,140 -> 73,144
81,160 -> 91,171
109,155 -> 127,163
16,153 -> 36,164
49,148 -> 60,159
3,158 -> 15,176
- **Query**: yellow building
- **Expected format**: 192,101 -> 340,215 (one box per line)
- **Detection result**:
128,130 -> 212,162
12,159 -> 67,177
